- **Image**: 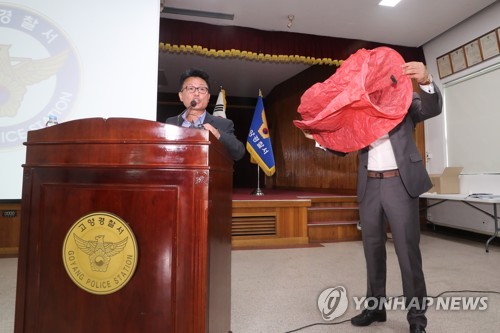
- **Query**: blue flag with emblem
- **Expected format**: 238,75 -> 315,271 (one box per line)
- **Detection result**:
246,91 -> 275,176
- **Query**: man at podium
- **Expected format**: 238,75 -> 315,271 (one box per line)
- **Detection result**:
166,68 -> 245,161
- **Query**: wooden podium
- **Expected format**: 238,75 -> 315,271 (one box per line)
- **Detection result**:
14,118 -> 233,333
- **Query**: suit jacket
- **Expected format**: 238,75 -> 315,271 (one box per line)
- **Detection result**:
165,111 -> 245,161
357,85 -> 443,202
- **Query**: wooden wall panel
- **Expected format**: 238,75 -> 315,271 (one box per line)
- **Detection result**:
0,201 -> 21,256
264,65 -> 358,191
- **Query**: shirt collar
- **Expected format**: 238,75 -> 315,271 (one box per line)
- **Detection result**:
182,110 -> 207,128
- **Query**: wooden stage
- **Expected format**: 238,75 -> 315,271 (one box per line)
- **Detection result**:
1,189 -> 362,255
232,188 -> 361,248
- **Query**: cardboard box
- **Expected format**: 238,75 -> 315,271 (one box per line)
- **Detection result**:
428,167 -> 463,194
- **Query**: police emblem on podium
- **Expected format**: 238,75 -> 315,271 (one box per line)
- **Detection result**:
62,212 -> 138,295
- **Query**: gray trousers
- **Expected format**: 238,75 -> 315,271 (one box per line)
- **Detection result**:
359,175 -> 427,327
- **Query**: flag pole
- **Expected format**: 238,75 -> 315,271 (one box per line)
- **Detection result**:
252,164 -> 264,196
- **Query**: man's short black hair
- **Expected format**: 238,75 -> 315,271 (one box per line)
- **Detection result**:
179,68 -> 210,92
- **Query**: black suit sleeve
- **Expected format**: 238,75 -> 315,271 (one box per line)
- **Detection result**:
209,117 -> 245,161
166,113 -> 245,161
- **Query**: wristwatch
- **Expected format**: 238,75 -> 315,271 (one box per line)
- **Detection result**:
419,74 -> 433,85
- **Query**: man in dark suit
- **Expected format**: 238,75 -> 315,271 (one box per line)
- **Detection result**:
303,62 -> 442,333
165,68 -> 245,161
349,62 -> 442,333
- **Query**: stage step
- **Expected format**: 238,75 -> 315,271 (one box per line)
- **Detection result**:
308,220 -> 361,243
304,196 -> 361,243
230,191 -> 361,248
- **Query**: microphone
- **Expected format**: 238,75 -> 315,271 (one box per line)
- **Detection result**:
189,100 -> 197,127
189,100 -> 205,129
178,99 -> 198,125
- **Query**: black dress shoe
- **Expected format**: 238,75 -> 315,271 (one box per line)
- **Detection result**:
410,324 -> 426,333
350,309 -> 387,326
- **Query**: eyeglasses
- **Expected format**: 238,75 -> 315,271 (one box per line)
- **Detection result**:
182,85 -> 209,94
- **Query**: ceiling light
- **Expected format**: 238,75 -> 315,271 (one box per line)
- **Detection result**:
378,0 -> 402,7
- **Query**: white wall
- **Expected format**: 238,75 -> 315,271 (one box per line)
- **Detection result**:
0,0 -> 161,199
422,2 -> 500,235
423,1 -> 500,176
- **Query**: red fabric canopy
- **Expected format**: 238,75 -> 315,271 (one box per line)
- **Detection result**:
293,47 -> 413,153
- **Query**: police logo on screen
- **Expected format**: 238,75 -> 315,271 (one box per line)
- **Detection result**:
62,212 -> 138,295
0,4 -> 80,148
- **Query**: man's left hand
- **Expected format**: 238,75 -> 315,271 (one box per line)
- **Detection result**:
203,123 -> 221,139
402,62 -> 430,84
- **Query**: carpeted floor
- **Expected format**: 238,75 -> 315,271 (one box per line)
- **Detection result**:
2,230 -> 499,333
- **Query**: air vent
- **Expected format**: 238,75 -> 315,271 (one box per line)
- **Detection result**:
162,7 -> 234,21
232,216 -> 276,236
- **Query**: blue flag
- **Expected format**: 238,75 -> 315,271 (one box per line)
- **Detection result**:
246,92 -> 275,176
